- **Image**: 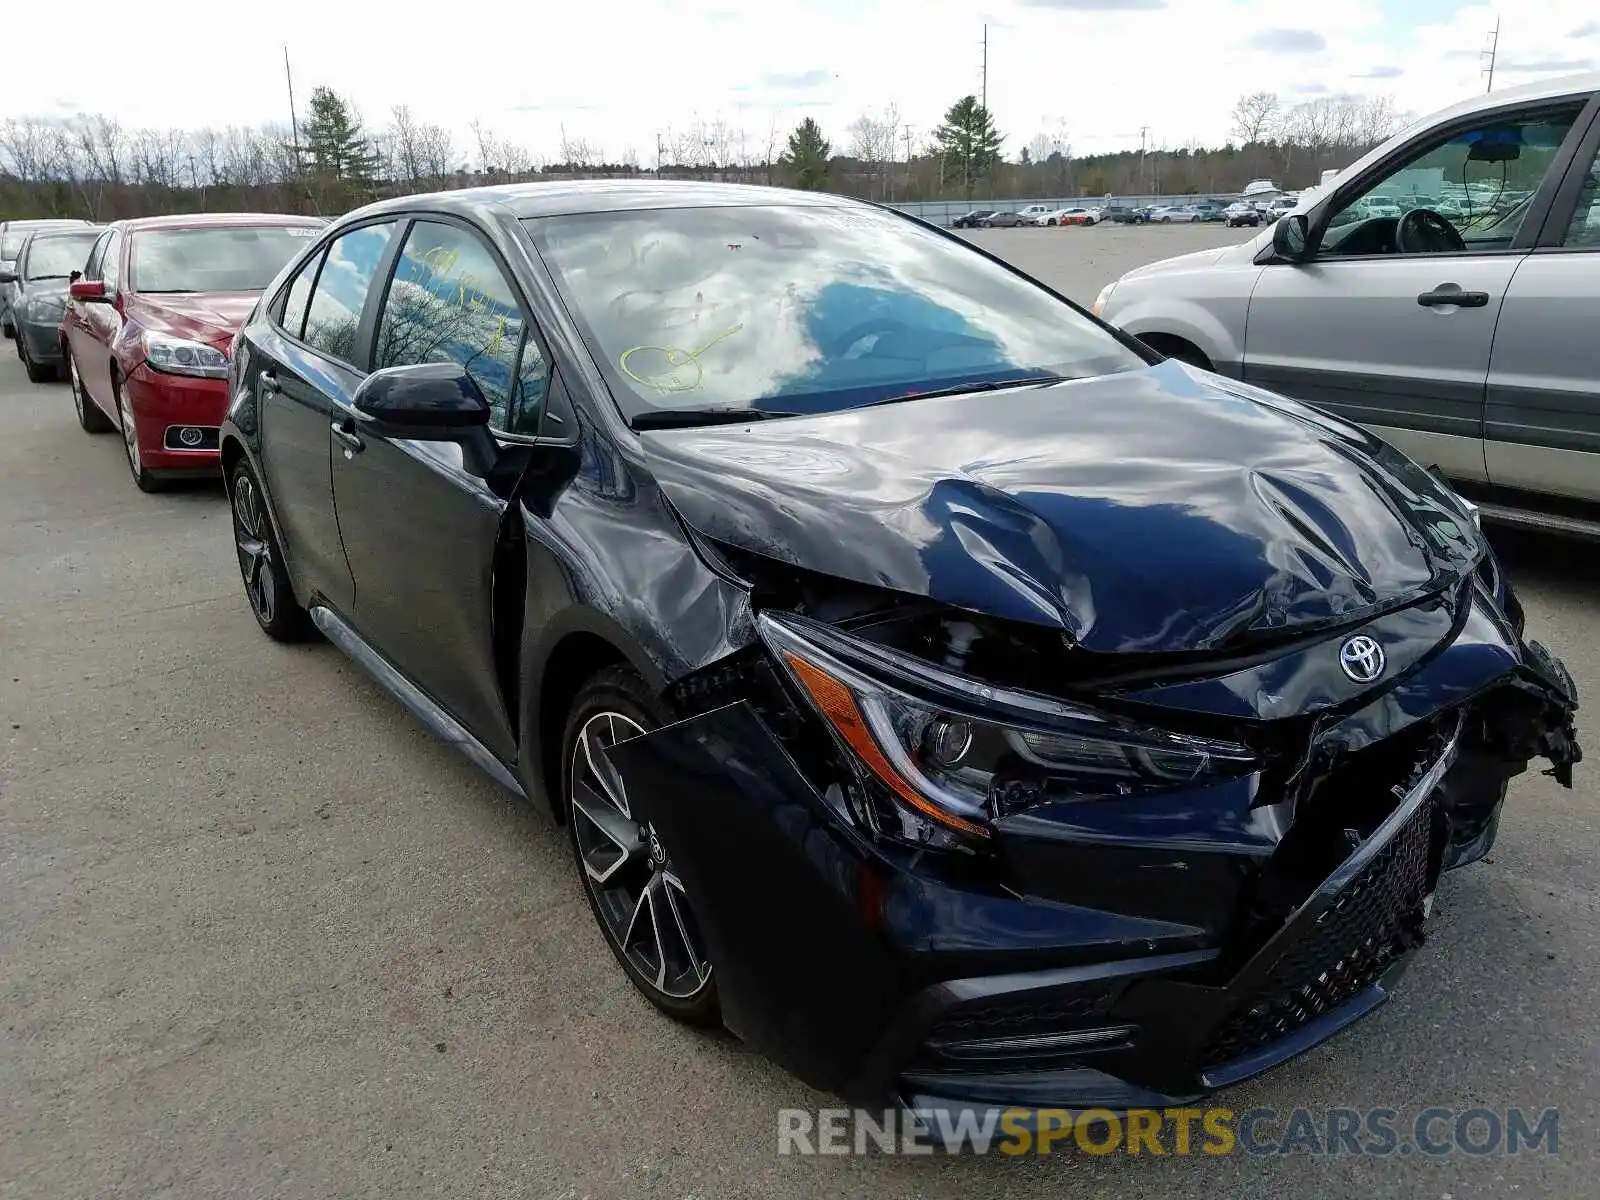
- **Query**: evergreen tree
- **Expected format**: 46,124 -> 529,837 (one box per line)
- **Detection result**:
301,87 -> 381,183
933,95 -> 1003,201
781,118 -> 831,191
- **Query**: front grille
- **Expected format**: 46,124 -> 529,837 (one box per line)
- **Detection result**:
1200,799 -> 1433,1066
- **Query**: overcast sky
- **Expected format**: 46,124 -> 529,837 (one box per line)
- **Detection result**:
5,1 -> 1597,162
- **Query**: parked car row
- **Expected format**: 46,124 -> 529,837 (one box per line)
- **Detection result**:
951,198 -> 1240,229
0,91 -> 1586,1121
1,212 -> 327,490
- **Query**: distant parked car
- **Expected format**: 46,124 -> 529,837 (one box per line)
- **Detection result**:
0,218 -> 94,339
976,211 -> 1027,228
1013,203 -> 1058,224
1193,201 -> 1226,221
0,225 -> 106,381
1102,203 -> 1149,225
1153,205 -> 1204,223
1224,202 -> 1263,227
951,210 -> 996,229
1053,207 -> 1098,226
63,212 -> 327,492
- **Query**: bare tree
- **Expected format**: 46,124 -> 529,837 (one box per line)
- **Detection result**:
389,105 -> 423,185
1230,91 -> 1281,145
558,125 -> 601,169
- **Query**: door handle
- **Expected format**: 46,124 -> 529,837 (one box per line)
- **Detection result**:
331,417 -> 364,454
259,369 -> 280,396
1417,286 -> 1490,308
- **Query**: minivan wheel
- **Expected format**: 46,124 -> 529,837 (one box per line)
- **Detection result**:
68,350 -> 113,433
229,461 -> 312,641
563,665 -> 719,1026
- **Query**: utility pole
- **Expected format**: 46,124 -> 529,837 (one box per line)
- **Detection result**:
1482,16 -> 1500,93
1139,125 -> 1150,197
656,132 -> 665,175
981,24 -> 988,114
283,45 -> 301,171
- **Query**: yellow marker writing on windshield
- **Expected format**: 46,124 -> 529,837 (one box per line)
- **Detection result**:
619,323 -> 744,394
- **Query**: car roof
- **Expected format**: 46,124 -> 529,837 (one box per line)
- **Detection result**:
2,218 -> 93,231
1424,70 -> 1599,125
339,179 -> 866,224
110,212 -> 328,232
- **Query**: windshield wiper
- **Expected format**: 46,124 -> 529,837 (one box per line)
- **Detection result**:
631,406 -> 794,431
860,374 -> 1068,407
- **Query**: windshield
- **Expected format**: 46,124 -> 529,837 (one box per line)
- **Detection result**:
24,233 -> 101,280
527,204 -> 1144,421
130,225 -> 321,293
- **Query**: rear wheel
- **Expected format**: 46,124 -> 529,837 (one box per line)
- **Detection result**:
229,460 -> 312,641
68,349 -> 113,432
564,665 -> 719,1026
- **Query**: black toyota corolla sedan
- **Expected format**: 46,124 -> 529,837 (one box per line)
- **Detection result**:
221,180 -> 1580,1116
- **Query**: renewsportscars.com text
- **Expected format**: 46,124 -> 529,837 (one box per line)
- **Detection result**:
777,1106 -> 1560,1157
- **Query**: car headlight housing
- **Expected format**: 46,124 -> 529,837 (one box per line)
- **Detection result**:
758,612 -> 1255,852
1091,281 -> 1116,317
142,330 -> 229,378
24,292 -> 67,320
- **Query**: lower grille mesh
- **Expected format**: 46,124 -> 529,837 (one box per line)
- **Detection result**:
1201,799 -> 1434,1066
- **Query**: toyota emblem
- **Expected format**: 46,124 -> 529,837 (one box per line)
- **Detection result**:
1339,634 -> 1386,684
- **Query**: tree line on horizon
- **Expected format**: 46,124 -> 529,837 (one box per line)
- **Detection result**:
1,86 -> 1409,222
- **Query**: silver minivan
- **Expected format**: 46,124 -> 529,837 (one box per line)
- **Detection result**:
1097,72 -> 1600,535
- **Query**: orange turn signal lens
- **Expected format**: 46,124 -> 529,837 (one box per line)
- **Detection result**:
782,651 -> 990,839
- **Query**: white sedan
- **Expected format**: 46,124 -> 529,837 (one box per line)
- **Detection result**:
1151,205 -> 1204,223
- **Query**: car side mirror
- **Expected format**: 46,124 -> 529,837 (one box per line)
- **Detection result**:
69,279 -> 109,303
1272,214 -> 1310,262
69,268 -> 82,283
0,269 -> 16,285
352,361 -> 491,437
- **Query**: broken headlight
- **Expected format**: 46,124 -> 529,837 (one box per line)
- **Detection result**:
758,612 -> 1255,850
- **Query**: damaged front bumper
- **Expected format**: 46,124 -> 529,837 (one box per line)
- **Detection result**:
604,575 -> 1581,1113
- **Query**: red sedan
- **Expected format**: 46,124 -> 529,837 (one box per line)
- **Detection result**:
63,213 -> 326,491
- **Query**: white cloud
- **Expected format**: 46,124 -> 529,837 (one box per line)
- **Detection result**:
2,0 -> 1596,162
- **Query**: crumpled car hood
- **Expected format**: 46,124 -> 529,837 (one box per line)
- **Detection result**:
640,360 -> 1482,654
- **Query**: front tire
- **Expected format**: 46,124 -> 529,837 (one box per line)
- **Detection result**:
19,335 -> 56,383
564,665 -> 719,1027
229,460 -> 312,641
114,372 -> 166,493
68,348 -> 113,432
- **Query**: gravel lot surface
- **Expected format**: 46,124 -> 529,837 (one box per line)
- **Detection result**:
2,224 -> 1595,1198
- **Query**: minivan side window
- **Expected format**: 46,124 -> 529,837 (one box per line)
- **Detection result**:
373,219 -> 546,435
301,221 -> 397,364
1321,103 -> 1586,257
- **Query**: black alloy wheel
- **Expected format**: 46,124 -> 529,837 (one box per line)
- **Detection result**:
564,665 -> 719,1025
229,461 -> 311,641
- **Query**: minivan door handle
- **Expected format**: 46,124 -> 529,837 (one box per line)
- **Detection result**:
331,417 -> 365,454
1417,286 -> 1490,308
259,369 -> 280,396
